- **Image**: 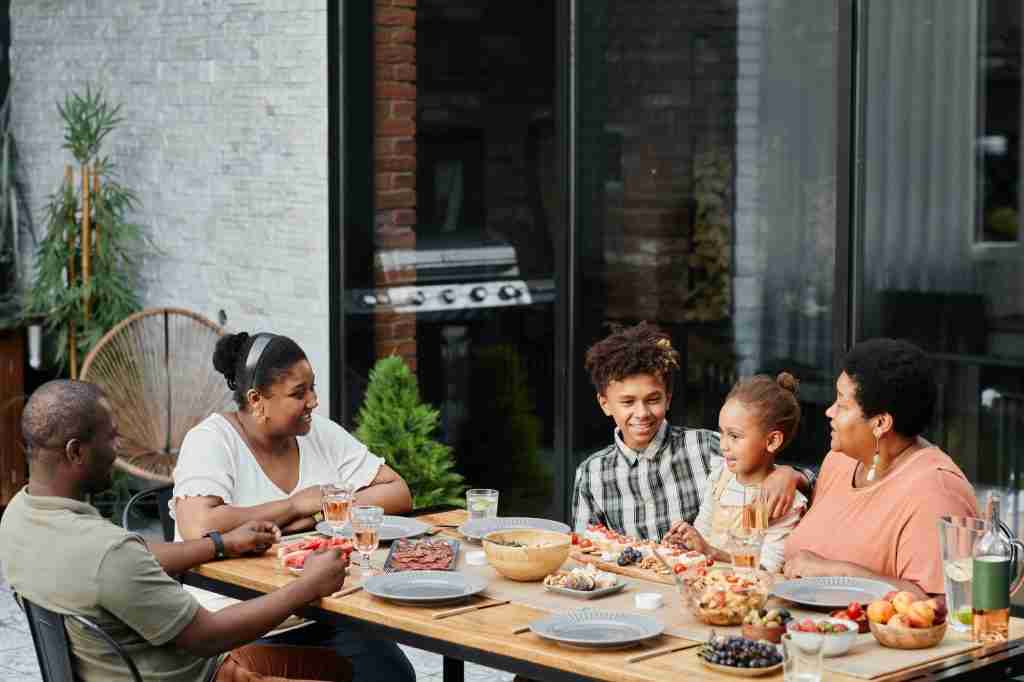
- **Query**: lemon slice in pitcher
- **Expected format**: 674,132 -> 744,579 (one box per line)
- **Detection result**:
944,558 -> 973,583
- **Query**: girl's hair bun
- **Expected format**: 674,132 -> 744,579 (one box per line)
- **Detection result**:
212,332 -> 250,390
776,371 -> 800,395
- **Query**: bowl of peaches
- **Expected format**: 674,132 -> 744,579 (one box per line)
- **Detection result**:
867,591 -> 948,649
681,568 -> 771,626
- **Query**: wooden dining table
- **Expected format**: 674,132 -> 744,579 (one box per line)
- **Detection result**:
184,510 -> 1024,681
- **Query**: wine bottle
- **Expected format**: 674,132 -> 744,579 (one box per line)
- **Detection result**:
972,493 -> 1011,643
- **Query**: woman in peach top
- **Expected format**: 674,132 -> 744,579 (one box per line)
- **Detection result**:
783,338 -> 977,598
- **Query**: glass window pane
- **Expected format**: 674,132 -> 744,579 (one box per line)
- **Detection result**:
574,0 -> 837,469
348,1 -> 561,518
858,0 -> 1024,535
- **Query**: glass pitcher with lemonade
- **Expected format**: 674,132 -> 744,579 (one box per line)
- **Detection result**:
938,507 -> 1024,635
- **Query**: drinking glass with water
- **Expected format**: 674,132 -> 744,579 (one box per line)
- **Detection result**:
467,489 -> 499,520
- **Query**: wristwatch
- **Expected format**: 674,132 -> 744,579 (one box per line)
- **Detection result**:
203,530 -> 227,560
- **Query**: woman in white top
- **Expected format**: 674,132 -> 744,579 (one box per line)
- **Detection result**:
172,331 -> 414,682
174,332 -> 411,539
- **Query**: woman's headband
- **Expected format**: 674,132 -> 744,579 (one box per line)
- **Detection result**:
241,333 -> 277,391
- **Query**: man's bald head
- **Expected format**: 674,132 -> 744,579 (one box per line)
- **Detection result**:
22,380 -> 108,459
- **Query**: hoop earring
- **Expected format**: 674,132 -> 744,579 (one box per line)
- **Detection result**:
866,434 -> 880,482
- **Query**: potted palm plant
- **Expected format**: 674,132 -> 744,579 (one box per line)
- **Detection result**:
23,85 -> 146,376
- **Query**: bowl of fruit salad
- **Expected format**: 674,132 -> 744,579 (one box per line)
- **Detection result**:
742,607 -> 793,643
786,617 -> 858,657
682,568 -> 771,626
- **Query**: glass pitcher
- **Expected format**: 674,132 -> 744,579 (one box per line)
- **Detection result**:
937,515 -> 1024,632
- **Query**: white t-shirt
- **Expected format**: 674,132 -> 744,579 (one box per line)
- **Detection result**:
170,412 -> 383,535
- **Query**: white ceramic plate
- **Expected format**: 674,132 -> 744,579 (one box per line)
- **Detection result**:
363,570 -> 488,605
771,576 -> 894,609
529,609 -> 663,649
316,516 -> 432,542
543,580 -> 628,600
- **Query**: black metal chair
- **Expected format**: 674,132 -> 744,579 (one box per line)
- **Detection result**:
122,482 -> 175,541
16,592 -> 143,682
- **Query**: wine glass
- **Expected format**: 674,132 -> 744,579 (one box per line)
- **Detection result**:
350,505 -> 385,576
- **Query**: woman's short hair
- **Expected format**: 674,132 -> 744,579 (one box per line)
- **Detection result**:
213,332 -> 307,407
841,338 -> 936,438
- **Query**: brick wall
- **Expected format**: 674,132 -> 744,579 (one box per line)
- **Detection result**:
374,0 -> 418,369
11,1 -> 332,413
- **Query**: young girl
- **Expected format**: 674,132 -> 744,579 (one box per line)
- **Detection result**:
665,372 -> 807,573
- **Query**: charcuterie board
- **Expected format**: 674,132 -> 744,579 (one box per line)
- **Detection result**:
570,549 -> 677,586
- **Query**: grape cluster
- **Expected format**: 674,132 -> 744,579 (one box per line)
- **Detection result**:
617,547 -> 642,566
700,635 -> 781,669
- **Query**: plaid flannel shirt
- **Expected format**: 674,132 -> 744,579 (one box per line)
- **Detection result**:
571,423 -> 720,541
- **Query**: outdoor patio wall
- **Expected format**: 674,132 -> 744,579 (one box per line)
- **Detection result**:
10,1 -> 333,414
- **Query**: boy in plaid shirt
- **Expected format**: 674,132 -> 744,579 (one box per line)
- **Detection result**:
571,322 -> 814,541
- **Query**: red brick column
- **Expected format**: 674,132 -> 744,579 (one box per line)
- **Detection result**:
374,1 -> 417,370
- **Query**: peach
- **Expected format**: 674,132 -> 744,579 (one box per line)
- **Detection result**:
891,591 -> 917,615
867,600 -> 896,624
887,614 -> 911,629
883,590 -> 900,602
906,601 -> 936,628
924,598 -> 948,624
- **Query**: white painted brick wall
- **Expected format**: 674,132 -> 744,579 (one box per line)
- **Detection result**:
11,0 -> 333,414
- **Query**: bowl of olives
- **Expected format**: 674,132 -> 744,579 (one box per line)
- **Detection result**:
741,607 -> 792,643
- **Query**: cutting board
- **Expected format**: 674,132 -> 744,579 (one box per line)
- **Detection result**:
570,550 -> 677,586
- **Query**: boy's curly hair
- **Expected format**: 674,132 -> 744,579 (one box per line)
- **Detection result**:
584,322 -> 680,395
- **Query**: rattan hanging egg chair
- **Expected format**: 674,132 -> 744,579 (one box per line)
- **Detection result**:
80,307 -> 234,483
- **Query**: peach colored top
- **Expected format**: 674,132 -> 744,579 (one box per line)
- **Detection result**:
783,446 -> 977,595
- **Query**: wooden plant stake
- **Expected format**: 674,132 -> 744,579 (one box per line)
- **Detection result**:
64,165 -> 78,378
91,165 -> 100,257
81,162 -> 91,321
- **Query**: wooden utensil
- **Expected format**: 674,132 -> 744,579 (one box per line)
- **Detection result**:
511,625 -> 531,634
626,641 -> 696,663
327,585 -> 363,599
432,599 -> 511,620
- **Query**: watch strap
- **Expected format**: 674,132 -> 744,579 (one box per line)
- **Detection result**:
204,530 -> 227,560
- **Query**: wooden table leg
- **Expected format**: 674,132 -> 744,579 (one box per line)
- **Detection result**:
442,656 -> 464,682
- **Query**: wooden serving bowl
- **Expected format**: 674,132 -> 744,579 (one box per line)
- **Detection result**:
482,529 -> 571,582
742,622 -> 786,643
869,619 -> 947,649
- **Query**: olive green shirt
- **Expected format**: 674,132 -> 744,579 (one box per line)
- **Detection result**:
0,488 -> 217,682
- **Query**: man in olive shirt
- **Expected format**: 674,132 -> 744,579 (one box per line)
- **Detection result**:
0,380 -> 353,681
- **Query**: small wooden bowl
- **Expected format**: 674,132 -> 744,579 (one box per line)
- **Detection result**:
742,622 -> 786,643
482,529 -> 570,582
869,619 -> 947,649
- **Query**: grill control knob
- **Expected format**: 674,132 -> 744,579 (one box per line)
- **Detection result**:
441,288 -> 457,304
470,286 -> 488,302
408,291 -> 426,306
498,285 -> 522,300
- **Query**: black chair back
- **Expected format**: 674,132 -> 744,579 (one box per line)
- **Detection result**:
122,482 -> 175,541
17,593 -> 144,682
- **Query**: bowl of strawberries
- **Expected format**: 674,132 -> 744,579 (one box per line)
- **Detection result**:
830,601 -> 870,633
